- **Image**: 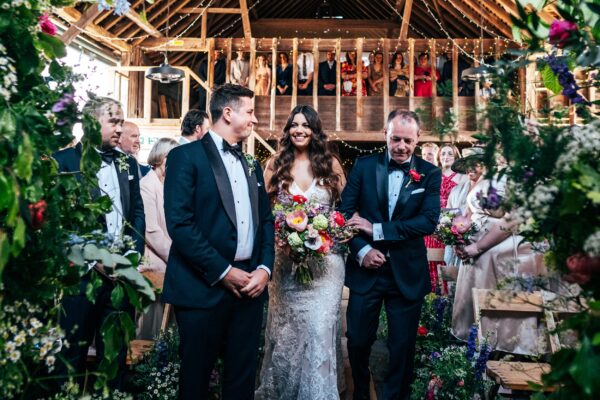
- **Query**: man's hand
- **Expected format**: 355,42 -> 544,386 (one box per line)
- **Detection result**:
222,267 -> 252,299
347,215 -> 374,237
362,248 -> 386,269
240,269 -> 269,298
324,84 -> 335,91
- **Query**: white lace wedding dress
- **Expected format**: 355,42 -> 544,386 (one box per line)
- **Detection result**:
255,179 -> 346,400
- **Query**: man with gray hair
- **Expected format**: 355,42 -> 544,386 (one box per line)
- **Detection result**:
118,121 -> 150,177
53,95 -> 145,389
341,110 -> 442,400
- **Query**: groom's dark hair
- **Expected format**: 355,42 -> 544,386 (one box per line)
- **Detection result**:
210,83 -> 255,122
386,109 -> 420,134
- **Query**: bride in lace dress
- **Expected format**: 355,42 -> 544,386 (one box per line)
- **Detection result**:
256,105 -> 347,400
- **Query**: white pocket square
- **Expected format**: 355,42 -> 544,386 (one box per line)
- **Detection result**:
128,175 -> 134,180
257,182 -> 262,187
410,188 -> 425,195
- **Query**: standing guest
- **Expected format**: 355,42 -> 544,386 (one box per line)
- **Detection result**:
420,142 -> 439,166
179,109 -> 210,144
318,50 -> 337,96
389,52 -> 409,97
119,121 -> 150,177
198,50 -> 226,111
414,53 -> 440,98
255,55 -> 271,96
341,110 -> 441,399
230,51 -> 249,87
53,95 -> 145,390
136,138 -> 179,339
439,51 -> 471,96
297,51 -> 315,95
276,52 -> 293,95
341,51 -> 367,97
163,84 -> 274,399
424,143 -> 462,293
368,51 -> 385,96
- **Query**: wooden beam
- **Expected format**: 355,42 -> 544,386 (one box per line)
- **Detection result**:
55,6 -> 130,52
125,9 -> 163,38
408,38 -> 415,111
430,0 -> 481,37
451,0 -> 512,39
291,37 -> 298,110
130,0 -> 194,46
431,38 -> 437,122
432,0 -> 448,33
225,38 -> 233,83
356,38 -> 364,131
312,39 -> 319,111
239,0 -> 252,39
256,129 -> 477,142
207,38 -> 215,114
141,38 -> 207,52
60,5 -> 103,45
180,7 -> 242,14
252,18 -> 400,33
399,0 -> 413,40
335,39 -> 341,132
270,38 -> 277,131
383,40 -> 390,130
452,43 -> 459,121
201,11 -> 208,43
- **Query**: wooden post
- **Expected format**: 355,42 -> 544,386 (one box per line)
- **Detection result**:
335,39 -> 342,132
143,77 -> 152,123
383,39 -> 390,128
249,38 -> 256,91
182,72 -> 190,118
526,56 -> 538,117
201,11 -> 208,45
312,39 -> 319,111
431,39 -> 437,123
452,43 -> 459,130
474,43 -> 481,128
292,38 -> 298,110
270,38 -> 277,131
207,38 -> 215,114
408,38 -> 415,111
225,38 -> 232,83
519,67 -> 526,114
356,38 -> 364,131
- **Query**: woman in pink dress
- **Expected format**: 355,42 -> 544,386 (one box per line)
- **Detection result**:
341,51 -> 368,96
423,143 -> 463,292
414,52 -> 440,97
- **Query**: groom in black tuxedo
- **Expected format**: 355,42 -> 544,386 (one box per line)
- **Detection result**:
341,110 -> 441,400
163,84 -> 274,400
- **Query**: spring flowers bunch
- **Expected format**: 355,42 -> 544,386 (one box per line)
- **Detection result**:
273,192 -> 354,284
433,209 -> 478,246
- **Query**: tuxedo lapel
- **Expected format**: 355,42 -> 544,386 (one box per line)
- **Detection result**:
375,153 -> 389,221
202,135 -> 237,228
115,157 -> 131,220
239,155 -> 259,234
392,156 -> 418,219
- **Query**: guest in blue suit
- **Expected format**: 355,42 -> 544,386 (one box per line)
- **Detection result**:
341,110 -> 441,400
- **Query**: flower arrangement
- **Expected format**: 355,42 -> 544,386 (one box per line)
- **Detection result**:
272,192 -> 353,284
433,210 -> 478,247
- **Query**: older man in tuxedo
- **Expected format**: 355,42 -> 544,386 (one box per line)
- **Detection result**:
341,110 -> 441,400
163,84 -> 274,399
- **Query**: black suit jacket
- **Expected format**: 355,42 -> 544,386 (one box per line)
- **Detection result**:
318,60 -> 337,95
53,144 -> 146,254
340,153 -> 441,300
198,58 -> 226,88
162,134 -> 275,309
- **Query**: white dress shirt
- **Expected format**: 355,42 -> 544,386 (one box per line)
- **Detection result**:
357,154 -> 412,265
209,132 -> 271,282
297,53 -> 315,80
97,159 -> 124,238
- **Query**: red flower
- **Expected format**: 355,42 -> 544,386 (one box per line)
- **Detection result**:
564,253 -> 600,285
457,380 -> 464,387
332,211 -> 345,227
28,199 -> 47,230
549,20 -> 578,48
292,194 -> 307,204
417,325 -> 428,336
408,169 -> 421,182
39,14 -> 57,36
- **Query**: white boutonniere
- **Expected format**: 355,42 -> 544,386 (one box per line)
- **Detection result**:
244,153 -> 256,176
115,155 -> 130,173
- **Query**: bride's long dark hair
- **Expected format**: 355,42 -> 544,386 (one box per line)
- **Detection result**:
267,105 -> 342,203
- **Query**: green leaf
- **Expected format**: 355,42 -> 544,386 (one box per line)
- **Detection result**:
569,337 -> 600,395
593,332 -> 600,346
48,60 -> 66,81
512,25 -> 523,44
0,172 -> 13,212
85,272 -> 103,303
111,284 -> 124,309
540,64 -> 563,95
67,245 -> 86,266
11,217 -> 26,256
83,243 -> 103,260
139,10 -> 148,24
37,32 -> 67,59
0,108 -> 17,139
113,266 -> 156,304
0,230 -> 9,275
15,133 -> 33,182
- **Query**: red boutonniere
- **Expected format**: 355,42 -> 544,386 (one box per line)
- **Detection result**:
406,169 -> 424,188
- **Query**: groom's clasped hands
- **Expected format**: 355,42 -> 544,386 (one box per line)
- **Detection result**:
222,267 -> 269,299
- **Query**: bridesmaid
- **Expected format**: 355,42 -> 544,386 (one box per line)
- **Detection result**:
255,55 -> 271,96
423,143 -> 463,293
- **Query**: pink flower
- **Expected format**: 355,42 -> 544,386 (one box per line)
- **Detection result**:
548,20 -> 577,48
285,210 -> 308,232
452,215 -> 471,234
39,13 -> 57,36
564,253 -> 600,284
450,225 -> 460,236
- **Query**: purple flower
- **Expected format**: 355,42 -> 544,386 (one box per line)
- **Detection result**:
545,54 -> 589,105
51,93 -> 75,113
523,169 -> 534,183
466,325 -> 478,361
474,344 -> 491,381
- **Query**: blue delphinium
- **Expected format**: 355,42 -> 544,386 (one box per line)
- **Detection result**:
545,54 -> 587,105
474,343 -> 491,382
97,0 -> 131,16
466,325 -> 478,361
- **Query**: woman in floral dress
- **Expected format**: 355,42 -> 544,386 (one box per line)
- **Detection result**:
341,51 -> 367,96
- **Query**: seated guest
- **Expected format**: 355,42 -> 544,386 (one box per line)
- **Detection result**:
230,51 -> 249,87
318,50 -> 337,96
297,51 -> 314,95
414,52 -> 440,97
118,121 -> 150,177
389,52 -> 409,97
179,109 -> 210,144
137,138 -> 179,339
421,142 -> 439,166
276,52 -> 293,95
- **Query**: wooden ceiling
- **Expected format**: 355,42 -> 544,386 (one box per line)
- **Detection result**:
53,0 -> 560,67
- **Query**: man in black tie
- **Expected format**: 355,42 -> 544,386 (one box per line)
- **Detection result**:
53,96 -> 145,389
297,51 -> 314,95
163,84 -> 274,399
341,110 -> 441,400
318,50 -> 337,96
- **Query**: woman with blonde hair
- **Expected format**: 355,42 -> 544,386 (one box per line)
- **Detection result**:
255,54 -> 271,96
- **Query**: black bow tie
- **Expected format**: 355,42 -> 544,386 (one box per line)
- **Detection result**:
388,160 -> 410,173
222,141 -> 244,160
100,149 -> 116,164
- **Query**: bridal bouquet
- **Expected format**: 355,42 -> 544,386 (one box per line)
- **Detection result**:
433,209 -> 478,246
273,192 -> 354,284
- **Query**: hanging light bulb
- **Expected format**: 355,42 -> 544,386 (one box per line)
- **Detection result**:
145,52 -> 185,83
